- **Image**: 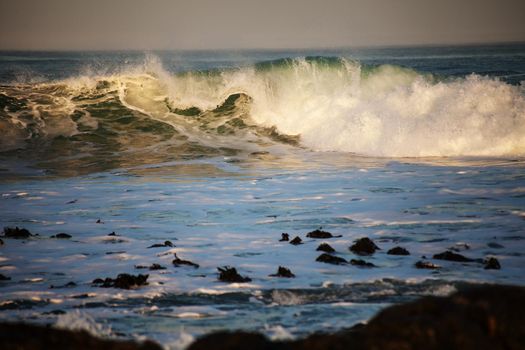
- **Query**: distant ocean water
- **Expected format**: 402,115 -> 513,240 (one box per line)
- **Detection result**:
0,44 -> 524,348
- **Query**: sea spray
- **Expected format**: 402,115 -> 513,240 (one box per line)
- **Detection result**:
1,55 -> 524,157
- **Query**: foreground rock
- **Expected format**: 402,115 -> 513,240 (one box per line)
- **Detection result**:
217,266 -> 251,283
269,266 -> 295,278
279,233 -> 289,241
3,227 -> 32,238
188,285 -> 525,350
148,240 -> 174,248
350,259 -> 376,267
387,246 -> 410,255
135,264 -> 166,271
289,236 -> 303,245
415,260 -> 441,269
306,228 -> 342,239
0,274 -> 11,281
316,253 -> 347,265
433,250 -> 474,262
92,274 -> 149,289
50,233 -> 72,239
172,253 -> 199,268
316,243 -> 335,253
0,322 -> 162,350
349,237 -> 380,255
484,257 -> 501,270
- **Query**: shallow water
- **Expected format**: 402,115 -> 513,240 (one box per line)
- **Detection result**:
1,153 -> 525,347
1,45 -> 525,348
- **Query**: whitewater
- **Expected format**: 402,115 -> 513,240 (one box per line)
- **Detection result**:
1,45 -> 525,348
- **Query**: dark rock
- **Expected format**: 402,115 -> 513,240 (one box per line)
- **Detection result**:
107,232 -> 118,236
487,242 -> 504,249
433,250 -> 474,262
66,199 -> 77,204
316,253 -> 347,265
50,282 -> 77,289
349,237 -> 380,255
135,264 -> 166,271
148,241 -> 174,248
0,274 -> 11,281
217,266 -> 251,283
105,251 -> 126,255
0,322 -> 162,349
43,309 -> 67,315
0,238 -> 4,245
484,257 -> 501,270
289,236 -> 302,245
449,243 -> 471,252
415,260 -> 441,269
316,243 -> 335,253
188,285 -> 525,350
188,332 -> 270,350
3,227 -> 32,238
149,264 -> 166,270
306,228 -> 342,239
92,274 -> 148,289
350,259 -> 376,267
172,253 -> 199,268
269,266 -> 295,278
387,246 -> 410,255
51,233 -> 72,239
279,233 -> 289,242
96,219 -> 102,224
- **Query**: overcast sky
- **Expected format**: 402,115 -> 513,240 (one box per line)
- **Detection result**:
1,0 -> 524,50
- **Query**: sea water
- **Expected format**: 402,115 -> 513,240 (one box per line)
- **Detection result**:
0,44 -> 524,348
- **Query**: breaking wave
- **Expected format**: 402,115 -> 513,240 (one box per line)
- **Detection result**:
1,54 -> 524,158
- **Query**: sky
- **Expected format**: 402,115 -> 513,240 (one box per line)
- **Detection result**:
0,0 -> 524,50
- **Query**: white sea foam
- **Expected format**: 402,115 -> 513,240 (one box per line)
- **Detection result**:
143,56 -> 525,157
55,310 -> 112,337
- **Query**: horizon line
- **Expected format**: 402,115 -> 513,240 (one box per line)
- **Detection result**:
1,40 -> 524,53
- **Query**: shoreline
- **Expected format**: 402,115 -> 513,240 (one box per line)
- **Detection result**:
1,283 -> 524,350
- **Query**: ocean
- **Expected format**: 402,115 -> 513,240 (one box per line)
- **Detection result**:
0,44 -> 524,348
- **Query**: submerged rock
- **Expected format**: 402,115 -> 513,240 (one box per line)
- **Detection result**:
217,266 -> 251,283
316,243 -> 335,253
50,281 -> 77,289
92,274 -> 149,289
148,240 -> 174,248
0,322 -> 163,349
0,274 -> 11,281
107,231 -> 118,236
289,236 -> 303,245
172,253 -> 199,268
484,257 -> 501,270
306,228 -> 341,239
349,237 -> 380,255
316,253 -> 347,265
350,259 -> 376,267
0,238 -> 3,245
269,266 -> 295,278
135,263 -> 167,271
279,233 -> 289,241
51,233 -> 72,239
449,242 -> 471,252
3,227 -> 32,239
487,242 -> 504,249
433,250 -> 474,262
387,246 -> 410,255
415,260 -> 441,269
